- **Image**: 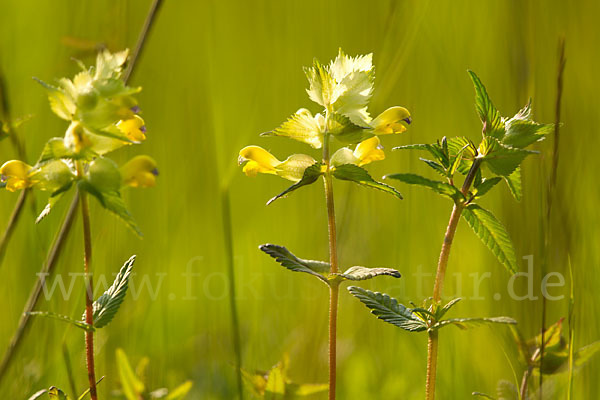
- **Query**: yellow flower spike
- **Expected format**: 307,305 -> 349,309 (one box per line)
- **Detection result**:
238,146 -> 281,177
120,155 -> 159,188
0,160 -> 34,192
354,136 -> 385,166
371,106 -> 412,134
117,115 -> 146,142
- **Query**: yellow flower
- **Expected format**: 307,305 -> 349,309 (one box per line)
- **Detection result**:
353,136 -> 385,166
331,136 -> 385,167
370,106 -> 411,134
120,155 -> 159,188
117,115 -> 146,142
0,160 -> 35,192
238,146 -> 316,182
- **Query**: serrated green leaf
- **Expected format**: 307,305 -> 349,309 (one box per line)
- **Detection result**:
385,173 -> 463,201
334,266 -> 401,281
462,204 -> 518,274
471,392 -> 496,399
304,60 -> 336,108
480,136 -> 536,177
504,167 -> 522,201
348,287 -> 427,332
165,381 -> 193,400
37,138 -> 80,165
420,158 -> 447,177
88,255 -> 136,328
267,162 -> 323,205
79,180 -> 142,237
26,311 -> 94,332
333,69 -> 374,126
433,316 -> 517,330
473,177 -> 502,198
36,184 -> 73,224
467,70 -> 505,139
264,109 -> 323,149
34,77 -> 76,121
333,164 -> 402,199
116,348 -> 145,400
259,244 -> 329,284
503,119 -> 552,148
496,380 -> 519,400
435,297 -> 462,321
328,113 -> 373,145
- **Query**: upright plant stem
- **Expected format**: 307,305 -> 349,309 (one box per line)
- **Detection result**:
322,127 -> 339,400
0,0 -> 163,386
221,187 -> 244,400
77,161 -> 97,400
426,158 -> 481,400
539,37 -> 566,399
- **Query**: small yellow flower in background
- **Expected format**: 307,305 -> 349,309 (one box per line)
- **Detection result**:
0,160 -> 34,191
117,115 -> 146,142
331,136 -> 385,167
371,106 -> 412,134
238,146 -> 316,182
121,155 -> 159,188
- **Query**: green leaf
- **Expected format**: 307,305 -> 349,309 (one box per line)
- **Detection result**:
89,255 -> 136,328
435,297 -> 462,321
264,109 -> 323,149
37,138 -> 83,165
34,77 -> 76,121
304,60 -> 336,108
165,381 -> 193,400
328,113 -> 373,144
480,136 -> 537,177
467,70 -> 505,139
259,244 -> 330,284
333,164 -> 402,199
116,348 -> 145,400
503,119 -> 552,148
462,204 -> 518,274
348,287 -> 427,332
420,158 -> 447,177
79,180 -> 142,237
25,311 -> 94,332
267,162 -> 323,205
36,184 -> 73,224
385,173 -> 463,201
473,177 -> 502,198
504,167 -> 522,201
334,266 -> 401,281
333,69 -> 374,126
433,316 -> 517,330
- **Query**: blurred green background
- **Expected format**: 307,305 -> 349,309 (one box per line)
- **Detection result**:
1,0 -> 599,398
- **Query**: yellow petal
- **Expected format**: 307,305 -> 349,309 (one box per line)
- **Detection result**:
238,146 -> 281,177
0,160 -> 33,192
117,115 -> 146,142
276,154 -> 317,182
120,155 -> 159,188
371,106 -> 411,134
353,136 -> 385,166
